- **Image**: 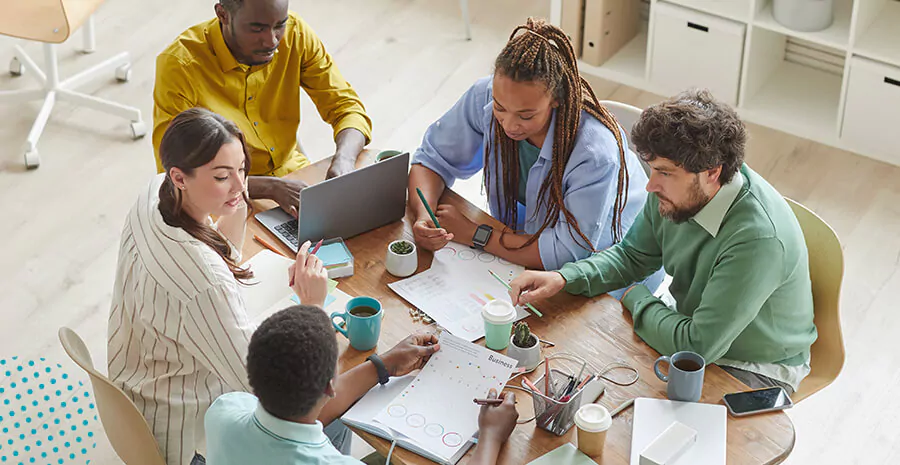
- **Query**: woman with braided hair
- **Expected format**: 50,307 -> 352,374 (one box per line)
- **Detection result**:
410,19 -> 661,290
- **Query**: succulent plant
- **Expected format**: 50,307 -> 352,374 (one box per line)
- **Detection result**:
513,322 -> 537,348
390,240 -> 414,255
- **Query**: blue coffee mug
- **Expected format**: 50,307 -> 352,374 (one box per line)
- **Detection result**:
331,297 -> 383,351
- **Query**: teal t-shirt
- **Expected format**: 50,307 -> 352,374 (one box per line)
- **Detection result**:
517,140 -> 541,205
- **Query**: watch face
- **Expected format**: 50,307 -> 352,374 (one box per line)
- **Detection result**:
473,226 -> 491,244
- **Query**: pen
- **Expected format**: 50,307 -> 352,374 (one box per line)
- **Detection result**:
415,187 -> 442,229
522,377 -> 541,393
311,238 -> 324,255
544,357 -> 551,397
488,269 -> 543,317
610,398 -> 635,418
472,398 -> 518,406
254,235 -> 289,258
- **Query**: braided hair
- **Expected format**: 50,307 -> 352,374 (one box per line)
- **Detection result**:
487,18 -> 630,252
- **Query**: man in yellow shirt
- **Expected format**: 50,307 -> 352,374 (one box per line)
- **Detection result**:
153,0 -> 372,215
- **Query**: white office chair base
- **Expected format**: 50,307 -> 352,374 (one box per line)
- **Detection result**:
0,40 -> 145,169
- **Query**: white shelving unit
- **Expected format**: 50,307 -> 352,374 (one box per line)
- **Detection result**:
553,0 -> 900,166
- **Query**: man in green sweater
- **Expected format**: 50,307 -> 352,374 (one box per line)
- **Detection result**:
509,90 -> 817,394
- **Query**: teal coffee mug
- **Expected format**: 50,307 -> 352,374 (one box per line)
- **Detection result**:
375,150 -> 403,162
332,296 -> 383,351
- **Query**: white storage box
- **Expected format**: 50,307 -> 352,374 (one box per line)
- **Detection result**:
650,2 -> 746,105
841,56 -> 900,166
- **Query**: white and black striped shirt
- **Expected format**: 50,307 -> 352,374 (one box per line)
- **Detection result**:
108,174 -> 252,465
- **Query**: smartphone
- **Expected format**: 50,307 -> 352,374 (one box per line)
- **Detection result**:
722,386 -> 793,417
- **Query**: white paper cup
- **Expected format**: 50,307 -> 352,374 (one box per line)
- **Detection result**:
574,404 -> 612,457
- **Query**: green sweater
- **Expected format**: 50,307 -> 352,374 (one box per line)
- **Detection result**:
559,165 -> 817,366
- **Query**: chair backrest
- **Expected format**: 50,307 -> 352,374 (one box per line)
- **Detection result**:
599,100 -> 651,177
0,0 -> 102,43
784,199 -> 846,403
58,327 -> 167,465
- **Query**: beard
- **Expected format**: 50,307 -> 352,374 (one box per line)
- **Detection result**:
657,176 -> 710,223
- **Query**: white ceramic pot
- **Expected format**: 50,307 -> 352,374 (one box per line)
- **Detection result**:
385,240 -> 418,278
773,0 -> 833,32
506,334 -> 542,371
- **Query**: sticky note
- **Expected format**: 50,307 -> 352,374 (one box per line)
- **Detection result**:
316,243 -> 351,266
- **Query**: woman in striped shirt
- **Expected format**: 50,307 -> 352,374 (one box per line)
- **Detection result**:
108,108 -> 438,465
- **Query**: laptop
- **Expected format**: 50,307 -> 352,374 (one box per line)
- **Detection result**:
255,152 -> 410,253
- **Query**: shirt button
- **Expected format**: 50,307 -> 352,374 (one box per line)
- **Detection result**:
254,122 -> 258,126
248,96 -> 253,101
270,147 -> 275,152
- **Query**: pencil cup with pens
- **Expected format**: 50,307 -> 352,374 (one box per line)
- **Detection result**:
520,354 -> 603,436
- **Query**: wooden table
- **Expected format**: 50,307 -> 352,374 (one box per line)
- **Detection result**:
241,151 -> 795,465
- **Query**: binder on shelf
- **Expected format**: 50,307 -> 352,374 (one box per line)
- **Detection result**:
582,0 -> 641,66
560,0 -> 586,58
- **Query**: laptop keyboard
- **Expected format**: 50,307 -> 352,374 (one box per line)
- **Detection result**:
274,219 -> 299,247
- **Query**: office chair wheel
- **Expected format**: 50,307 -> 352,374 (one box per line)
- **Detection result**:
9,56 -> 23,76
115,63 -> 132,82
130,120 -> 147,140
24,149 -> 40,169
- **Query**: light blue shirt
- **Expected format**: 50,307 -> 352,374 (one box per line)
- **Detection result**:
413,76 -> 651,270
205,392 -> 362,465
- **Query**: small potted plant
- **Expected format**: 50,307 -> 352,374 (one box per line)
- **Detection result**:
385,239 -> 417,277
507,322 -> 542,370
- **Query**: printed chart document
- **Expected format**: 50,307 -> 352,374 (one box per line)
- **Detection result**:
388,245 -> 530,341
373,333 -> 517,460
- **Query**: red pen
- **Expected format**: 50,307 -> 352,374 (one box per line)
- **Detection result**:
290,239 -> 324,287
522,377 -> 541,393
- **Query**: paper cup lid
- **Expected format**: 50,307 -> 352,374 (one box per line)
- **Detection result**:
575,404 -> 612,432
482,300 -> 516,324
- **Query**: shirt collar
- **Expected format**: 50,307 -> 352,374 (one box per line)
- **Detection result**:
692,170 -> 744,238
209,20 -> 245,72
253,403 -> 329,446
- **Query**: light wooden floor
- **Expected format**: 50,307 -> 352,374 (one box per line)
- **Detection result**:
0,1 -> 897,464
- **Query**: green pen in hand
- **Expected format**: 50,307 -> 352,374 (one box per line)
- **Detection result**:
415,187 -> 442,229
489,269 -> 543,318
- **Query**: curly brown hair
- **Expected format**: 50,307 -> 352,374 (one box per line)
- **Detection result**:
631,89 -> 746,184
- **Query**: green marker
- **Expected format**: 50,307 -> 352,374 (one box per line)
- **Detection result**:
416,187 -> 441,229
488,269 -> 543,318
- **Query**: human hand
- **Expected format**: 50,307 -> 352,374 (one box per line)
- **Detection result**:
379,332 -> 441,376
477,389 -> 518,443
288,240 -> 329,307
435,204 -> 477,244
412,218 -> 454,251
508,271 -> 567,306
326,155 -> 356,180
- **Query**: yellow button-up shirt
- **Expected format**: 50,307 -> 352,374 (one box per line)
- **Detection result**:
152,12 -> 372,177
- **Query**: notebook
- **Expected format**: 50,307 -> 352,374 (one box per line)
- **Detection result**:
630,398 -> 727,465
342,333 -> 517,464
342,375 -> 475,465
240,250 -> 349,325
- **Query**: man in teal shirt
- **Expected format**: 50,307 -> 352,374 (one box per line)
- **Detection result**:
508,90 -> 817,394
205,306 -> 519,464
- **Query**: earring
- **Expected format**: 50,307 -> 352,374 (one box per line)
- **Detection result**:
179,185 -> 186,191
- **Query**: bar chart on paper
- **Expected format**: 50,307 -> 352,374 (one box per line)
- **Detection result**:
388,246 -> 530,341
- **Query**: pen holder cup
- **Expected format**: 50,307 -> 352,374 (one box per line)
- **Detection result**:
529,369 -> 586,436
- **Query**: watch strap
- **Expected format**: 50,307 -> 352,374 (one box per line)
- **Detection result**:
366,354 -> 390,385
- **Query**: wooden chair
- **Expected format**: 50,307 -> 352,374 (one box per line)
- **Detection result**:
599,99 -> 651,177
785,198 -> 846,403
0,0 -> 146,169
58,327 -> 166,465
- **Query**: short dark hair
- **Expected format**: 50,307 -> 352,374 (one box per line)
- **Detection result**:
247,305 -> 338,419
631,89 -> 747,184
218,0 -> 243,14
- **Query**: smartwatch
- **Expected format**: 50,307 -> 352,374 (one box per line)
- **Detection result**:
366,354 -> 390,386
472,224 -> 493,250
